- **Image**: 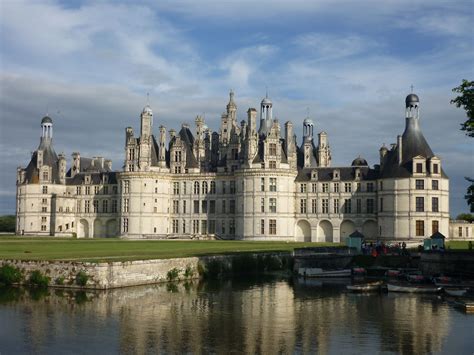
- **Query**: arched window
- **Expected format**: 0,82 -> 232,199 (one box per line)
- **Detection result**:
202,181 -> 208,194
194,181 -> 200,194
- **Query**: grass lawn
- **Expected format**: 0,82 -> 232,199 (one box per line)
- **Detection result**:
446,240 -> 474,250
0,236 -> 340,262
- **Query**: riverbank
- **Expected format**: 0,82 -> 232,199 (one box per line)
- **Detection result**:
0,237 -> 337,262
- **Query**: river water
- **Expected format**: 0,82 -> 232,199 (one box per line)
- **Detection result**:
0,277 -> 473,354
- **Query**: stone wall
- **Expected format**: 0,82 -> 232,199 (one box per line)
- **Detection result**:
0,252 -> 292,289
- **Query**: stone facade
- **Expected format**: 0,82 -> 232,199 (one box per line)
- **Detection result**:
16,92 -> 450,241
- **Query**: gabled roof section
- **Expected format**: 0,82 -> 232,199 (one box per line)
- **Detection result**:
24,138 -> 60,184
295,166 -> 378,182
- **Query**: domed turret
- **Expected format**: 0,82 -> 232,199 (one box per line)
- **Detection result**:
142,105 -> 153,115
405,93 -> 419,108
41,116 -> 52,124
351,156 -> 368,166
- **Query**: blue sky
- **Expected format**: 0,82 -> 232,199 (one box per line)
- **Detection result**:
0,0 -> 473,216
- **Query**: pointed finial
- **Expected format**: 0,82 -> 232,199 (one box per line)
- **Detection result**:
265,86 -> 268,98
146,92 -> 150,105
410,84 -> 414,93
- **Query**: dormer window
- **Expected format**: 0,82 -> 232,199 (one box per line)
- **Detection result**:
85,175 -> 91,184
311,170 -> 318,180
433,164 -> 439,174
416,163 -> 423,173
333,169 -> 340,180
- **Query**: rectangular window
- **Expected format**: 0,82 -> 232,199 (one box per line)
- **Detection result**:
432,197 -> 439,212
322,199 -> 329,213
312,183 -> 317,193
433,164 -> 439,174
94,186 -> 99,194
322,183 -> 329,193
356,183 -> 361,192
222,181 -> 226,194
122,218 -> 128,233
269,143 -> 277,156
333,183 -> 339,193
269,178 -> 277,192
300,184 -> 307,193
269,161 -> 276,169
229,200 -> 236,214
356,199 -> 362,214
367,199 -> 374,214
183,200 -> 187,213
221,221 -> 226,235
84,200 -> 91,213
209,200 -> 216,214
193,220 -> 199,234
300,199 -> 307,213
269,198 -> 277,213
103,186 -> 108,195
344,199 -> 351,214
416,220 -> 424,236
76,186 -> 81,195
459,226 -> 462,237
111,200 -> 117,213
201,220 -> 207,234
202,200 -> 208,214
415,179 -> 424,190
333,199 -> 339,214
113,186 -> 118,194
193,200 -> 199,214
366,183 -> 374,192
42,207 -> 47,212
123,199 -> 129,213
102,200 -> 108,213
76,201 -> 81,213
261,198 -> 265,213
344,183 -> 352,193
261,178 -> 265,191
380,198 -> 384,212
432,220 -> 439,234
416,163 -> 423,173
41,225 -> 47,231
230,181 -> 236,194
311,199 -> 317,214
379,181 -> 383,191
85,186 -> 90,195
173,200 -> 179,214
173,182 -> 180,195
92,200 -> 98,213
210,181 -> 216,194
269,219 -> 276,235
208,220 -> 216,234
260,219 -> 265,234
432,180 -> 439,190
222,200 -> 226,213
172,220 -> 179,233
41,216 -> 47,222
123,181 -> 129,194
229,220 -> 235,235
416,197 -> 424,212
183,182 -> 187,194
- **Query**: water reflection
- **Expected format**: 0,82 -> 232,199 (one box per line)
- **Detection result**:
0,278 -> 472,354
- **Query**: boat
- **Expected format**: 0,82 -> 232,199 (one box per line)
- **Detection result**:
444,288 -> 468,297
385,270 -> 402,277
346,281 -> 383,292
298,268 -> 352,278
387,283 -> 442,293
352,267 -> 367,276
406,274 -> 426,283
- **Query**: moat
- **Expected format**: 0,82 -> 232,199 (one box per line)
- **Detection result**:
0,277 -> 473,354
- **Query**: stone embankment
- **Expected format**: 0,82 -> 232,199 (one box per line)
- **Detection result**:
0,252 -> 292,289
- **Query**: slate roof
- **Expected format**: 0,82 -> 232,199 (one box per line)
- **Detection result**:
66,171 -> 118,185
24,138 -> 60,184
295,166 -> 378,182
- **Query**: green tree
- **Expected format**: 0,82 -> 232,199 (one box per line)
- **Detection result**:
0,215 -> 15,233
451,79 -> 474,137
465,177 -> 474,213
456,213 -> 474,222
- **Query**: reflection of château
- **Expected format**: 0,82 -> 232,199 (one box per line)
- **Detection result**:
5,281 -> 452,354
16,92 -> 449,241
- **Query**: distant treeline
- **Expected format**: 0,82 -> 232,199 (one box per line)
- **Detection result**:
0,215 -> 15,233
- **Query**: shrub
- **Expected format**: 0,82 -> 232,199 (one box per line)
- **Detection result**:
75,271 -> 89,286
55,276 -> 65,285
0,264 -> 23,285
184,265 -> 194,278
29,270 -> 50,287
167,268 -> 180,281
